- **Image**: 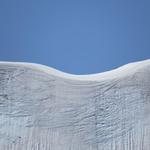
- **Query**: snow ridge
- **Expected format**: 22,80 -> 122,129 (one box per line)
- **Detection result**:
0,59 -> 149,81
0,59 -> 149,150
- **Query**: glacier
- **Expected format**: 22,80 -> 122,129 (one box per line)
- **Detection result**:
0,59 -> 150,150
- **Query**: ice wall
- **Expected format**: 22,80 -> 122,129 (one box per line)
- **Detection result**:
0,60 -> 150,150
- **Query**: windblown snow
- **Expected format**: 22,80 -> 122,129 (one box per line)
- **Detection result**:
0,59 -> 150,150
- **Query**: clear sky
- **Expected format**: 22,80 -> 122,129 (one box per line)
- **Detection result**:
0,0 -> 150,74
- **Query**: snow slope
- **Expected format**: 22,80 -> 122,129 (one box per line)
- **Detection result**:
0,59 -> 150,150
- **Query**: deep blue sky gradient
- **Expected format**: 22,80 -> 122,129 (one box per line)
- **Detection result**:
0,0 -> 150,74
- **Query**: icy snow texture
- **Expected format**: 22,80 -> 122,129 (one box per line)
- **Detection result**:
0,59 -> 150,150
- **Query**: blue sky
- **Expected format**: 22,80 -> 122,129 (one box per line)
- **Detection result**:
0,0 -> 150,74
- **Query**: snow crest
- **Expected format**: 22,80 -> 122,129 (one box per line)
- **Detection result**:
0,59 -> 150,150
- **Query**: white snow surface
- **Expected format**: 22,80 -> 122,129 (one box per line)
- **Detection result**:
0,59 -> 150,81
0,59 -> 150,150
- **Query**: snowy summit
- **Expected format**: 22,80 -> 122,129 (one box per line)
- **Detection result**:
0,59 -> 150,150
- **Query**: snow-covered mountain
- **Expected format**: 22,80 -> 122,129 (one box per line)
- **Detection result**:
0,59 -> 150,150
